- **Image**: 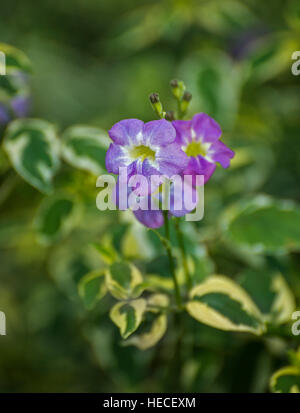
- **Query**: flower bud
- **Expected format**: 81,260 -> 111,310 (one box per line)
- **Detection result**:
165,110 -> 175,121
180,91 -> 192,114
149,93 -> 164,118
170,79 -> 186,100
149,93 -> 160,104
183,91 -> 192,102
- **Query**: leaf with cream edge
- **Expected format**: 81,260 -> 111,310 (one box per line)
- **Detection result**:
78,270 -> 107,310
3,119 -> 60,193
110,298 -> 147,339
123,293 -> 169,350
186,275 -> 266,335
223,195 -> 300,254
124,313 -> 168,350
270,366 -> 300,393
239,269 -> 296,325
61,125 -> 110,175
106,261 -> 143,300
0,43 -> 31,74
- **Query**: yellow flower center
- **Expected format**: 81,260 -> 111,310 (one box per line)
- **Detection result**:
130,145 -> 156,162
184,141 -> 207,157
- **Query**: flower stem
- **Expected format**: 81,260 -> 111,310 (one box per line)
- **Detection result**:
174,218 -> 192,290
163,211 -> 182,309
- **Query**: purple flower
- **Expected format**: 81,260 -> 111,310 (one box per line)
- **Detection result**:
106,119 -> 188,195
0,104 -> 10,125
133,181 -> 198,228
172,113 -> 234,184
11,95 -> 31,118
0,96 -> 31,129
113,177 -> 198,229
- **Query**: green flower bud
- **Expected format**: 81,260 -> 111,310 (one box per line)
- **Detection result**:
149,93 -> 164,118
165,111 -> 175,121
170,79 -> 186,100
180,91 -> 192,115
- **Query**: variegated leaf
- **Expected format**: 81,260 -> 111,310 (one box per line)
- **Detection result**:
110,298 -> 146,339
223,195 -> 300,254
270,366 -> 300,393
239,269 -> 296,324
123,313 -> 168,350
186,275 -> 265,335
106,261 -> 143,300
3,119 -> 60,193
0,43 -> 31,74
61,125 -> 110,175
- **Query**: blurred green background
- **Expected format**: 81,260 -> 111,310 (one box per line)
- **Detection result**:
0,0 -> 300,392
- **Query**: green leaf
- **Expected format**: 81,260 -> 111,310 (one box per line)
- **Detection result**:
0,43 -> 31,74
3,119 -> 60,193
270,366 -> 300,393
223,195 -> 300,254
78,270 -> 107,309
61,125 -> 110,175
239,269 -> 296,324
110,298 -> 146,339
35,195 -> 79,244
186,275 -> 265,335
106,261 -> 143,300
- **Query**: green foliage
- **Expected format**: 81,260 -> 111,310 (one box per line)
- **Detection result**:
1,0 -> 300,393
105,261 -> 144,300
181,51 -> 242,128
270,349 -> 300,393
270,366 -> 300,393
223,195 -> 300,253
110,298 -> 147,339
3,119 -> 60,193
186,275 -> 265,334
0,43 -> 31,74
61,125 -> 110,175
78,270 -> 107,309
239,269 -> 296,324
35,194 -> 79,244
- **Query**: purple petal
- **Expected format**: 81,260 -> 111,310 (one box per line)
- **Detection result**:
105,143 -> 128,174
156,144 -> 189,177
0,104 -> 10,125
191,113 -> 222,143
127,160 -> 160,196
139,159 -> 159,178
133,209 -> 164,229
184,156 -> 216,184
143,119 -> 176,146
169,180 -> 198,217
108,119 -> 144,146
11,95 -> 30,118
172,120 -> 192,145
208,140 -> 235,168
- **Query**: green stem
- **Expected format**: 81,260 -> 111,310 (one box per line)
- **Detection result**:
177,99 -> 183,120
174,218 -> 192,290
163,211 -> 182,309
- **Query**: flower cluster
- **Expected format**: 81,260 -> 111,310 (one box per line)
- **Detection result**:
105,113 -> 234,228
